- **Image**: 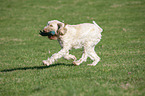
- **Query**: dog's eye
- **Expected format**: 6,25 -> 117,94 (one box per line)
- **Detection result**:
50,25 -> 53,27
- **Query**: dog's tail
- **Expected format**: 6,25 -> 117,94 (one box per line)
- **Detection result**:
93,21 -> 103,33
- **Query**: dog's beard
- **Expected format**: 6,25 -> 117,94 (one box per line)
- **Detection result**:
48,35 -> 58,40
40,30 -> 58,40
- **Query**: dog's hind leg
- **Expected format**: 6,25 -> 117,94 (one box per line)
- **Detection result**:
87,46 -> 100,66
73,48 -> 88,66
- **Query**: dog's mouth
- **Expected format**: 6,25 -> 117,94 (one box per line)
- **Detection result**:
48,34 -> 57,40
39,30 -> 57,40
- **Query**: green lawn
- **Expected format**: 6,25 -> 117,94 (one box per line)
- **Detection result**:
0,0 -> 144,96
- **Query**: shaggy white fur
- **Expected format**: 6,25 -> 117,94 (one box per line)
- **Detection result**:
42,20 -> 103,66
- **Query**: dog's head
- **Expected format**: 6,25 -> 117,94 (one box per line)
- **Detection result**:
42,20 -> 67,40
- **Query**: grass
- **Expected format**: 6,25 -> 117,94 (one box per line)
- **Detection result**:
0,0 -> 144,96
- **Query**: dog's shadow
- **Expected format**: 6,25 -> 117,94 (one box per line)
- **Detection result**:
1,63 -> 74,72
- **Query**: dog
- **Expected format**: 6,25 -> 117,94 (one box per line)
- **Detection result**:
41,20 -> 103,66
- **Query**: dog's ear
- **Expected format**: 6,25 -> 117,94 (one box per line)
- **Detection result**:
57,23 -> 63,30
57,23 -> 67,35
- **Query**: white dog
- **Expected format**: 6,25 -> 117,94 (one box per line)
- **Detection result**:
41,20 -> 103,66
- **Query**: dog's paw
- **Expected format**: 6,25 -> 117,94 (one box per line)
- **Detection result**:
72,56 -> 77,61
42,60 -> 50,66
73,61 -> 80,66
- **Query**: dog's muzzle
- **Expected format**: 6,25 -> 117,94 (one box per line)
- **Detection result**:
39,30 -> 57,40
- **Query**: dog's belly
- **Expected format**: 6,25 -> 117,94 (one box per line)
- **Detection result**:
71,40 -> 84,49
72,44 -> 82,49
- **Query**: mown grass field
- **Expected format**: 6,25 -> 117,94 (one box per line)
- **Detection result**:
0,0 -> 144,96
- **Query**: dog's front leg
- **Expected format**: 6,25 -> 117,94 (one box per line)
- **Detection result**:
64,51 -> 77,61
43,48 -> 69,66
